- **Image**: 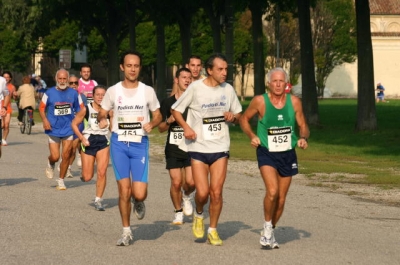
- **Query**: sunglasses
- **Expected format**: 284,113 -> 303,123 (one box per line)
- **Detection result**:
69,81 -> 79,85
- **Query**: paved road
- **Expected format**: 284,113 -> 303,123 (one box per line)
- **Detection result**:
1,117 -> 399,265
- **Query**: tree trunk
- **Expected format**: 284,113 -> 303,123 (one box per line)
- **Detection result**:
297,0 -> 319,125
355,0 -> 377,130
203,0 -> 222,53
249,0 -> 265,96
155,22 -> 167,101
106,35 -> 120,86
225,0 -> 234,86
178,19 -> 192,65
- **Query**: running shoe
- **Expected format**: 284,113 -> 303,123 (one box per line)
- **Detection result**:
76,154 -> 82,167
132,198 -> 146,220
182,193 -> 193,216
172,211 -> 184,225
116,231 -> 133,246
56,178 -> 66,190
1,139 -> 7,146
260,225 -> 279,248
192,215 -> 205,238
45,164 -> 55,179
66,168 -> 73,178
94,199 -> 105,211
207,230 -> 223,246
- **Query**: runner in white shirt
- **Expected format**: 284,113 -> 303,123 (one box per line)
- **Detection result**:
97,51 -> 162,246
171,53 -> 242,246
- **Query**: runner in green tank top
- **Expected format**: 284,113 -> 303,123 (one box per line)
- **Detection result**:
240,67 -> 309,249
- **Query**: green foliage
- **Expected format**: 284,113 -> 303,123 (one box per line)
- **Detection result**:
312,0 -> 357,97
131,22 -> 157,66
0,25 -> 32,72
42,21 -> 80,58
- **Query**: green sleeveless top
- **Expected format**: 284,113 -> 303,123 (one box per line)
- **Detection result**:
257,93 -> 298,151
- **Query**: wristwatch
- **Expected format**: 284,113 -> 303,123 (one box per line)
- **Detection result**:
300,137 -> 308,143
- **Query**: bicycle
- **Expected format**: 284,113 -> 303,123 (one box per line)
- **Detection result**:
20,108 -> 33,135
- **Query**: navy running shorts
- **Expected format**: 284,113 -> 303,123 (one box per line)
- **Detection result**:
256,146 -> 298,177
82,134 -> 109,157
188,151 -> 229,166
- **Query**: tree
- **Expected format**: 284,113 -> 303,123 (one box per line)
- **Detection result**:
297,0 -> 319,125
0,0 -> 43,72
355,0 -> 377,130
248,0 -> 268,95
234,10 -> 253,100
312,0 -> 357,97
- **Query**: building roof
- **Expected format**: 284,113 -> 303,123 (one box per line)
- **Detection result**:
370,0 -> 400,15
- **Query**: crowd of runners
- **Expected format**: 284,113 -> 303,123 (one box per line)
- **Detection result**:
0,51 -> 309,248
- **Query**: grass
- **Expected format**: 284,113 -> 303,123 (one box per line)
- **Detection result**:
152,98 -> 400,189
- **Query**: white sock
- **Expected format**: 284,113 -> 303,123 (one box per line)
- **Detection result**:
208,227 -> 216,234
95,196 -> 101,202
264,220 -> 272,228
123,227 -> 131,234
194,211 -> 204,218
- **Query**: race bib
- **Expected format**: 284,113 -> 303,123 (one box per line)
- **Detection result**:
202,116 -> 225,140
267,127 -> 292,152
117,122 -> 143,142
89,113 -> 100,130
85,92 -> 93,104
169,126 -> 184,145
54,104 -> 71,116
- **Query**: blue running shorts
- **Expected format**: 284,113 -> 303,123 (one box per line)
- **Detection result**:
110,133 -> 149,182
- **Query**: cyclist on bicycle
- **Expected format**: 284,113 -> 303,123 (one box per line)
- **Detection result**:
15,76 -> 36,125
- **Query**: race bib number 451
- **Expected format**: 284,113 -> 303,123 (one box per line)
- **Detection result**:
117,122 -> 143,142
267,127 -> 292,152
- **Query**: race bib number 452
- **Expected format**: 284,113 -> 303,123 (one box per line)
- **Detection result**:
267,126 -> 292,152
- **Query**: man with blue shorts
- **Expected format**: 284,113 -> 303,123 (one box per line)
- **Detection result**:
171,53 -> 242,246
97,51 -> 162,246
240,67 -> 309,249
39,69 -> 84,190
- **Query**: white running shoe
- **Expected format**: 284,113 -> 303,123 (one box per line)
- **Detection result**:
172,211 -> 184,225
116,231 -> 133,246
45,165 -> 55,179
56,178 -> 66,190
76,154 -> 82,167
1,139 -> 7,146
94,199 -> 105,211
260,225 -> 279,248
182,193 -> 193,216
66,168 -> 73,178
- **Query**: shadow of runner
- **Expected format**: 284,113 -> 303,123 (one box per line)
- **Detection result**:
0,177 -> 37,186
131,220 -> 181,241
250,226 -> 311,247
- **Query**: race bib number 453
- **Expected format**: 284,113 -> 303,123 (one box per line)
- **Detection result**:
202,116 -> 225,140
267,127 -> 292,152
